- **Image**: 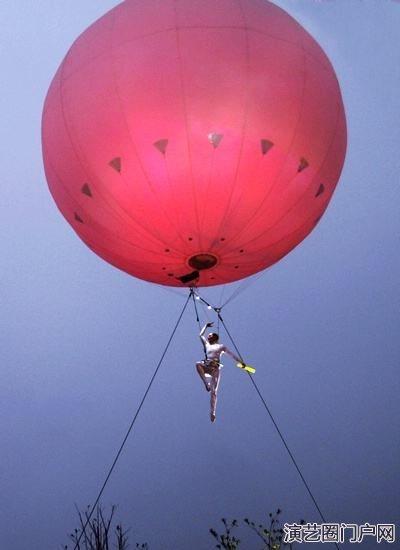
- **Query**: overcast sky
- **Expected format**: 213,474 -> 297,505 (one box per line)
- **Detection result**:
1,1 -> 399,549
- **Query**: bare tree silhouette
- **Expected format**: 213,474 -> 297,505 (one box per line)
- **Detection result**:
63,505 -> 302,549
210,509 -> 305,549
62,505 -> 147,550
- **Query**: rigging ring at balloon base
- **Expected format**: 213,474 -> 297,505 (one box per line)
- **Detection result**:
188,254 -> 218,271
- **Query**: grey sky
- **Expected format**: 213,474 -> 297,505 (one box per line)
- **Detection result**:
1,1 -> 399,549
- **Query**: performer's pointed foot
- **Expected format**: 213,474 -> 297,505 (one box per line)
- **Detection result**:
210,412 -> 216,423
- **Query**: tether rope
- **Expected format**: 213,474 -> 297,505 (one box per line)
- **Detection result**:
193,289 -> 340,550
191,290 -> 208,361
221,270 -> 267,308
73,291 -> 192,549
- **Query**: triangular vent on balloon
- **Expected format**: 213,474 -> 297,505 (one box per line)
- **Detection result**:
153,139 -> 169,155
315,183 -> 325,197
298,157 -> 309,172
81,183 -> 92,197
208,133 -> 223,149
74,212 -> 84,223
109,157 -> 121,173
261,139 -> 274,155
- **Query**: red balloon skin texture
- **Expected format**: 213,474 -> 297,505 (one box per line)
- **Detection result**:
42,0 -> 346,287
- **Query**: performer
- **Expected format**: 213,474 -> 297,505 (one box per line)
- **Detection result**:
196,322 -> 243,423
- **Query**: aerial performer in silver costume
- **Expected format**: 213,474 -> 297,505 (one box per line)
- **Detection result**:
196,322 -> 243,423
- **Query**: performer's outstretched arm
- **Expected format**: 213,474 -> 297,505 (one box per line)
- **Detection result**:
200,322 -> 213,345
223,346 -> 244,365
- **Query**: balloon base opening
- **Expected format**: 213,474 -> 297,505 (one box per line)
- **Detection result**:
188,254 -> 218,271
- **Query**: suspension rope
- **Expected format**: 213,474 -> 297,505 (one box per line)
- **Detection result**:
200,297 -> 213,323
219,283 -> 227,310
191,289 -> 208,361
215,310 -> 340,550
221,270 -> 267,308
191,290 -> 201,330
73,291 -> 192,550
192,290 -> 223,334
192,290 -> 213,310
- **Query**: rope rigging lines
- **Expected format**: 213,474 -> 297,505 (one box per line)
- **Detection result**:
73,286 -> 339,550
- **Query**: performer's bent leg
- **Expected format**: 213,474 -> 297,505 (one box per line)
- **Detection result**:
196,362 -> 210,391
210,369 -> 221,421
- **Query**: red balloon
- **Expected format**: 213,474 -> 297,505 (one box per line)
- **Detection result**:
42,0 -> 346,287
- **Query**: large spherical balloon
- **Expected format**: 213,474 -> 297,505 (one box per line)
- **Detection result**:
42,0 -> 346,287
